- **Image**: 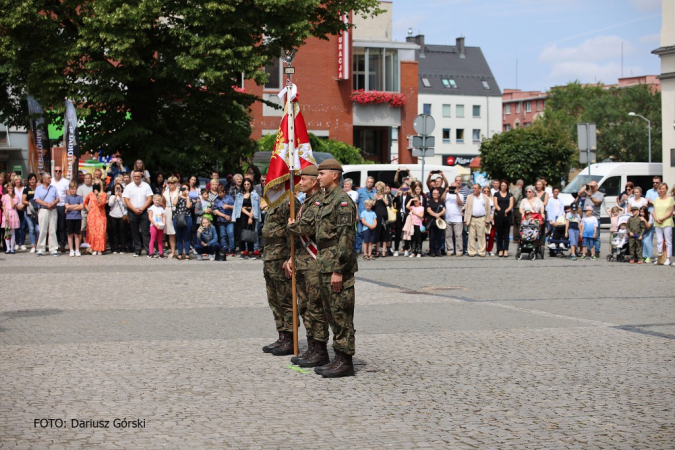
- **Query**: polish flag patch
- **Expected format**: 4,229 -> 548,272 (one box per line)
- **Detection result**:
341,202 -> 348,206
314,202 -> 320,205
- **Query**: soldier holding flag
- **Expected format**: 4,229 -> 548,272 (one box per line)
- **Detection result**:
287,165 -> 330,368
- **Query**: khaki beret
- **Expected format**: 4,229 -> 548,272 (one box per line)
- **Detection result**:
317,158 -> 343,172
300,165 -> 319,177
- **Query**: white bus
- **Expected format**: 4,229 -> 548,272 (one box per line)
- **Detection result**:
342,164 -> 460,189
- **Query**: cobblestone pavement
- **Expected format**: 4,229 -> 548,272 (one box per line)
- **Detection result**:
1,247 -> 674,449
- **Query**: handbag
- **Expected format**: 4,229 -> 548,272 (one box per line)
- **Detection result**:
240,225 -> 257,244
175,212 -> 187,229
387,206 -> 397,223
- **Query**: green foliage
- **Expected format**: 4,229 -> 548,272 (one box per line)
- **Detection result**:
257,132 -> 370,165
479,123 -> 576,187
0,0 -> 380,175
542,81 -> 661,164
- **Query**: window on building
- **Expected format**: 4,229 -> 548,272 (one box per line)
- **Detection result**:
472,129 -> 481,143
353,47 -> 366,91
264,57 -> 281,90
516,103 -> 521,113
391,126 -> 398,141
472,105 -> 481,117
449,79 -> 457,88
456,104 -> 464,118
537,100 -> 543,111
504,104 -> 511,115
442,128 -> 451,143
456,129 -> 464,143
0,130 -> 7,146
423,104 -> 431,115
525,102 -> 531,113
352,47 -> 400,92
422,78 -> 431,88
442,104 -> 451,117
504,124 -> 511,132
482,80 -> 490,90
353,128 -> 385,156
523,122 -> 531,128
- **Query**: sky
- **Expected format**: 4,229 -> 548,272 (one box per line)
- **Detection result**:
390,0 -> 662,92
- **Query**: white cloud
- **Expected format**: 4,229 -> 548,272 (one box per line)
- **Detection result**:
547,61 -> 643,84
638,33 -> 660,44
629,0 -> 660,12
539,35 -> 633,63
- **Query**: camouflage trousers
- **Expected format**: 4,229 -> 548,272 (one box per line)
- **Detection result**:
263,260 -> 294,333
297,269 -> 329,343
319,273 -> 356,355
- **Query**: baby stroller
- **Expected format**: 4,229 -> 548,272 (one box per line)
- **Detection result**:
516,219 -> 544,260
606,231 -> 630,262
607,215 -> 630,262
547,221 -> 570,258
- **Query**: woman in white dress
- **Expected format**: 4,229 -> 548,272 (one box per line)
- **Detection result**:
163,176 -> 179,258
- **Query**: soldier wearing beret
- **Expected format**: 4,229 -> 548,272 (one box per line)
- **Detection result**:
286,164 -> 330,367
313,159 -> 358,378
261,191 -> 300,356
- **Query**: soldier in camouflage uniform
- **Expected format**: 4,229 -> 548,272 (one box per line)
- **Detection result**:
261,195 -> 299,356
313,159 -> 358,378
287,165 -> 330,368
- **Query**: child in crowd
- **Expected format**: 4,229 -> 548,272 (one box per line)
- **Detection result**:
606,206 -> 621,233
196,188 -> 213,223
1,181 -> 20,254
612,219 -> 629,249
64,181 -> 84,257
520,209 -> 538,242
565,203 -> 581,260
410,196 -> 425,258
195,217 -> 219,261
627,205 -> 645,264
580,205 -> 599,260
214,186 -> 235,257
148,194 -> 166,259
360,199 -> 377,260
639,206 -> 654,263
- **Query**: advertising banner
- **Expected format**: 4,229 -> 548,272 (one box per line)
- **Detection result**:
26,96 -> 51,175
63,100 -> 80,181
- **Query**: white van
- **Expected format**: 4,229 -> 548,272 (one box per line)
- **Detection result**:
559,162 -> 662,227
342,164 -> 459,189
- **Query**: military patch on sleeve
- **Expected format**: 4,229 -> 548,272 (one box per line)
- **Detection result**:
338,213 -> 351,225
314,202 -> 320,205
341,202 -> 348,206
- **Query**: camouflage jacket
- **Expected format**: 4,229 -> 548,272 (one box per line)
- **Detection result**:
262,197 -> 299,261
626,215 -> 645,237
315,185 -> 358,275
288,190 -> 322,272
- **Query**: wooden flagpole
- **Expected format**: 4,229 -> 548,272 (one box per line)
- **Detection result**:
282,50 -> 299,356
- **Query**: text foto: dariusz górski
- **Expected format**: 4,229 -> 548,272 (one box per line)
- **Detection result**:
34,418 -> 146,429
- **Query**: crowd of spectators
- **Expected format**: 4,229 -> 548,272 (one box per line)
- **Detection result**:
2,164 -> 674,266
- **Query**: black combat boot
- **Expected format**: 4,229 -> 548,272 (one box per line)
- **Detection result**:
297,341 -> 330,368
321,350 -> 355,378
291,338 -> 314,365
314,352 -> 339,375
262,332 -> 284,353
271,331 -> 294,356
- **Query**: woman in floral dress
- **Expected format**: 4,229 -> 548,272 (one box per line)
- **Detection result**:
84,182 -> 108,254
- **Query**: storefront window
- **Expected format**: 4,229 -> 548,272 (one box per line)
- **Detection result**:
352,48 -> 366,91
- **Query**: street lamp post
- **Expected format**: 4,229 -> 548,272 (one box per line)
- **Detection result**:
628,112 -> 652,163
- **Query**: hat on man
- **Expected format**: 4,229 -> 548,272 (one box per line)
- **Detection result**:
300,165 -> 319,177
317,159 -> 343,172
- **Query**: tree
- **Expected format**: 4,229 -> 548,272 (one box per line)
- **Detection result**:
257,133 -> 370,165
542,81 -> 661,164
479,123 -> 576,187
0,0 -> 379,174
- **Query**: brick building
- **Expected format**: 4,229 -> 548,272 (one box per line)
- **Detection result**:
247,1 -> 419,164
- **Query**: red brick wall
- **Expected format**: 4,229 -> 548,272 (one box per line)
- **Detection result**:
398,60 -> 418,164
248,35 -> 353,144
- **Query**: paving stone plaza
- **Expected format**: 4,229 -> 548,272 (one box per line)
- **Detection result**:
1,249 -> 674,449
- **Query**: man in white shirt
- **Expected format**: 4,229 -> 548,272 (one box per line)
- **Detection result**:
443,182 -> 464,256
50,165 -> 70,252
463,184 -> 490,257
490,179 -> 500,196
123,170 -> 153,256
343,178 -> 359,204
